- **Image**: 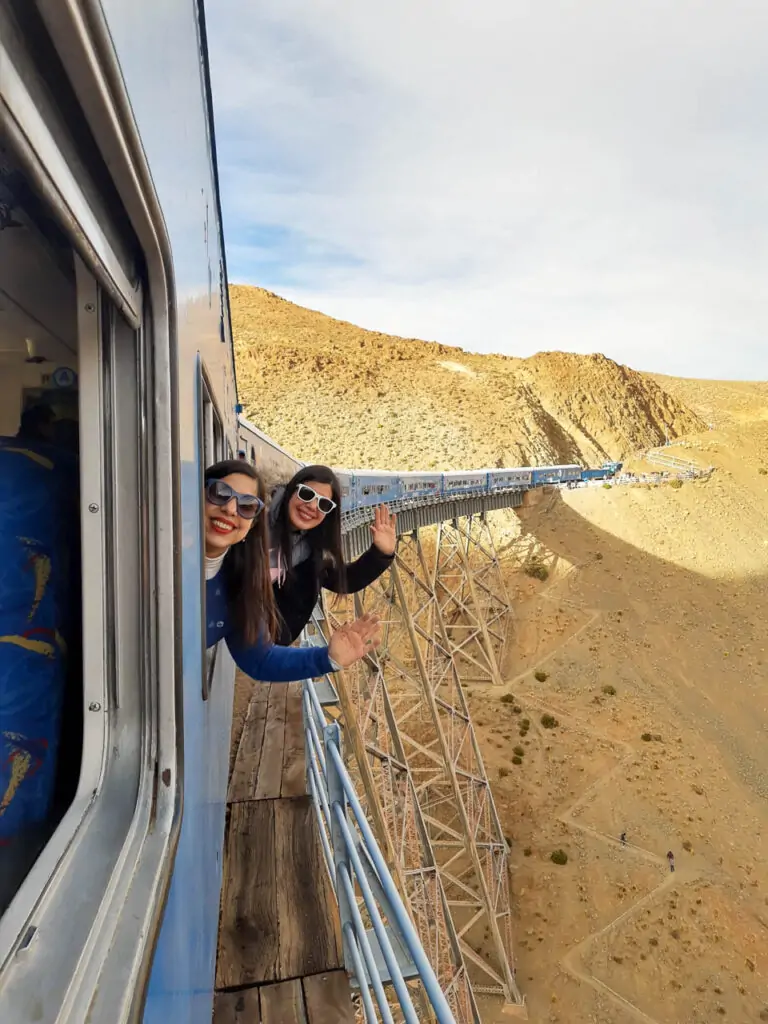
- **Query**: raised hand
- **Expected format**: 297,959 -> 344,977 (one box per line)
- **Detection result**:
370,504 -> 397,556
327,613 -> 382,668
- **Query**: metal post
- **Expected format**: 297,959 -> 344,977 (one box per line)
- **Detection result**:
324,722 -> 356,973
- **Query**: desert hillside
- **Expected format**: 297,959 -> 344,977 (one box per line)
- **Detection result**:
232,285 -> 705,470
648,373 -> 768,429
468,390 -> 768,1023
231,283 -> 768,1022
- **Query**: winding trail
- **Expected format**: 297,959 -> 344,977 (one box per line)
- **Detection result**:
519,690 -> 703,1024
496,562 -> 706,1024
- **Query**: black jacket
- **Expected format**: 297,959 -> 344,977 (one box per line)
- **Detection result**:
273,544 -> 395,645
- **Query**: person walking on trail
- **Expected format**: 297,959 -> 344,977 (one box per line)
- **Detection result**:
667,850 -> 675,873
620,831 -> 627,847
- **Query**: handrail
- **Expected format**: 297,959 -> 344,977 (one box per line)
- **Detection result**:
302,674 -> 457,1024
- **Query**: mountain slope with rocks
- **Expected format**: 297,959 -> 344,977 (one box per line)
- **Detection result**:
231,285 -> 704,469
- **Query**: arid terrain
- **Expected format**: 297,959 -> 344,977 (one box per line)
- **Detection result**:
475,393 -> 768,1023
232,286 -> 704,471
232,284 -> 768,1023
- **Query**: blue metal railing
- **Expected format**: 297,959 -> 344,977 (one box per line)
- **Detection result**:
302,675 -> 457,1024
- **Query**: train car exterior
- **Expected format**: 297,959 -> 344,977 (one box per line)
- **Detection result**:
530,464 -> 582,485
399,471 -> 442,500
442,470 -> 489,495
486,468 -> 533,490
354,470 -> 401,507
333,468 -> 356,504
238,414 -> 302,491
581,462 -> 622,482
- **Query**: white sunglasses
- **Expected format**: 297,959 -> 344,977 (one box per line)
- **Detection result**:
296,483 -> 337,515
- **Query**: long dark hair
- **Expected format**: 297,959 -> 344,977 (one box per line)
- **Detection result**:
205,460 -> 278,644
273,464 -> 346,590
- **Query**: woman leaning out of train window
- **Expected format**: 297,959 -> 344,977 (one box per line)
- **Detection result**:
204,460 -> 381,680
268,465 -> 397,645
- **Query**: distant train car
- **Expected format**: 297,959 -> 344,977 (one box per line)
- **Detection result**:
238,415 -> 302,490
333,468 -> 356,504
531,464 -> 581,485
354,471 -> 401,507
581,461 -> 622,482
442,470 -> 489,495
399,472 -> 442,500
486,468 -> 533,491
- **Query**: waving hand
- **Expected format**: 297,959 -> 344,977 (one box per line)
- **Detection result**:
327,613 -> 382,668
370,504 -> 397,557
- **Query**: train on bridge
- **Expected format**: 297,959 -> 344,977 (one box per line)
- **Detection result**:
236,418 -> 624,508
331,461 -> 624,507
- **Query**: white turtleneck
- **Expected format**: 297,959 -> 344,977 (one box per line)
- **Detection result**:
205,552 -> 227,580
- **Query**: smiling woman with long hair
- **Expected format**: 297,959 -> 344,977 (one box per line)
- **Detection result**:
269,465 -> 397,645
203,460 -> 380,679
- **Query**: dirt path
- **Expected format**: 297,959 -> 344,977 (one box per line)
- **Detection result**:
520,688 -> 704,1024
501,573 -> 706,1024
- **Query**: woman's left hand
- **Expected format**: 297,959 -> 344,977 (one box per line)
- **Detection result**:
370,504 -> 397,556
328,614 -> 382,668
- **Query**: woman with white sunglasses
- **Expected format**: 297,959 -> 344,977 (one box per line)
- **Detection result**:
203,460 -> 381,680
269,465 -> 396,645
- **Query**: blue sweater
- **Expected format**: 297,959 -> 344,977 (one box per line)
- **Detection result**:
205,575 -> 333,681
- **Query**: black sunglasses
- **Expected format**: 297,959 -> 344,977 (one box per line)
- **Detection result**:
205,479 -> 264,520
295,483 -> 337,515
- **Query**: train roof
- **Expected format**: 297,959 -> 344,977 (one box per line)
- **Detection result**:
238,415 -> 299,461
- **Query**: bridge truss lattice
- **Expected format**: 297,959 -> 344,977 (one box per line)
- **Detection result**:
321,501 -> 527,1022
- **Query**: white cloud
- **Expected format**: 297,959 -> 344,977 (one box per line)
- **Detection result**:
208,0 -> 768,379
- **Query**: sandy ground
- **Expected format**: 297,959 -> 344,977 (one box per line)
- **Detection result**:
467,394 -> 768,1023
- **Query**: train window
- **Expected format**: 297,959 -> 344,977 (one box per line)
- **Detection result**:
198,364 -> 224,699
200,369 -> 224,467
0,131 -> 145,942
0,137 -> 82,915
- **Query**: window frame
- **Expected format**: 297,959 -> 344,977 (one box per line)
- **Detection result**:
0,256 -> 151,992
198,359 -> 225,701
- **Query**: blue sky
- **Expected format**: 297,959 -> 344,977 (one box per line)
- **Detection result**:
207,0 -> 768,380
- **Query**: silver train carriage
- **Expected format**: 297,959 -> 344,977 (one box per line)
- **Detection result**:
0,1 -> 256,1021
441,470 -> 491,495
237,413 -> 302,491
530,463 -> 582,485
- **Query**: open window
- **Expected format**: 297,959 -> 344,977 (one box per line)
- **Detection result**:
0,135 -> 82,913
200,365 -> 224,467
0,114 -> 151,912
0,115 -> 149,934
199,362 -> 225,699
